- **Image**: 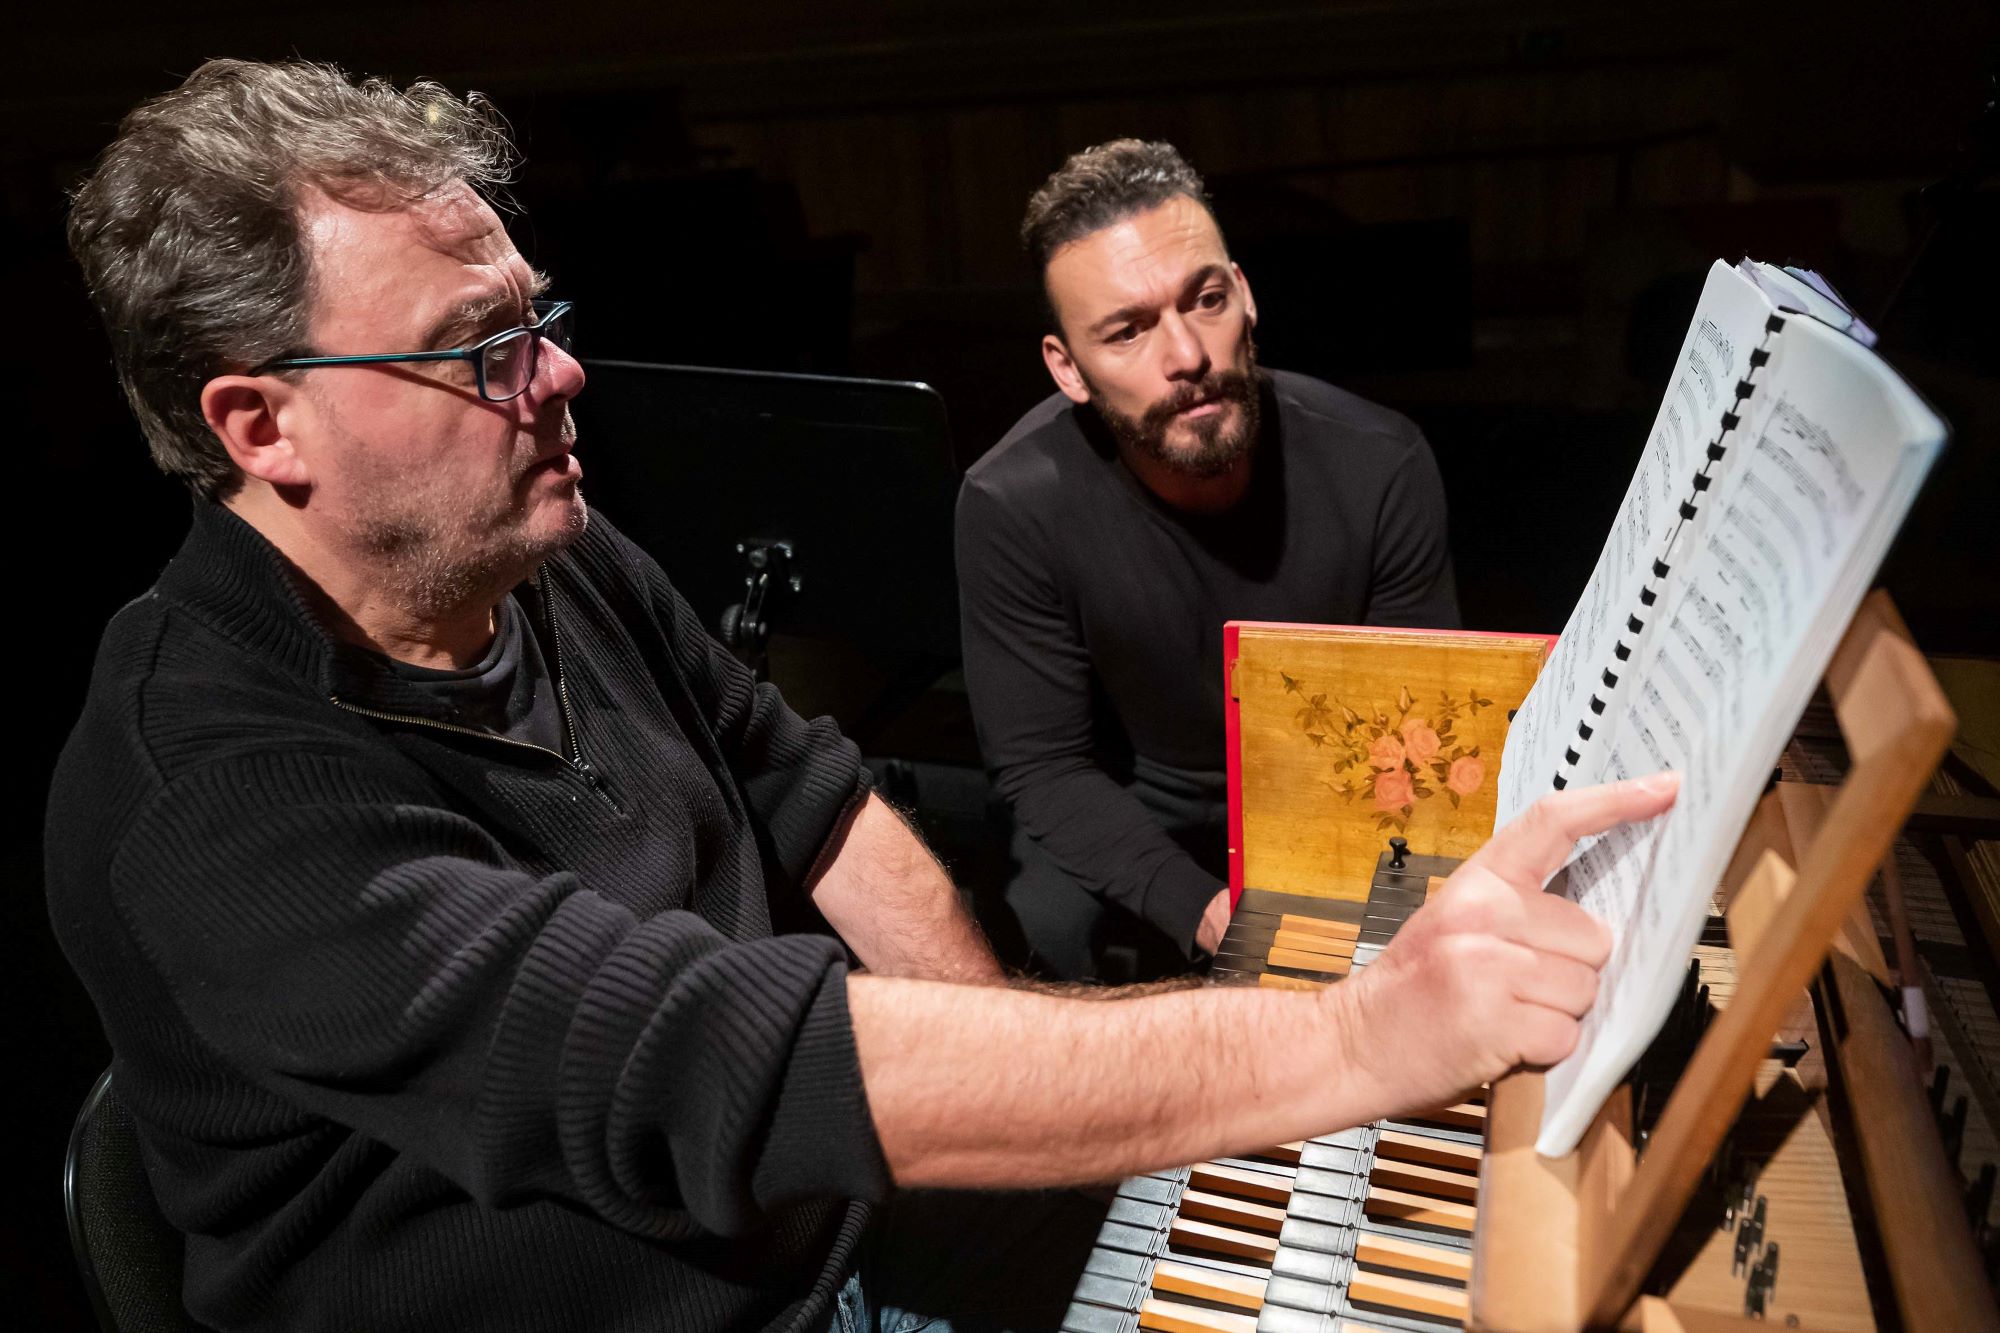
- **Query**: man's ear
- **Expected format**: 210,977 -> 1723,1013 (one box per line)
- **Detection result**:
1041,334 -> 1092,406
200,375 -> 311,489
1233,261 -> 1258,329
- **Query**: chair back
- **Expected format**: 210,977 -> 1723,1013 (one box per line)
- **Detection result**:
63,1068 -> 202,1332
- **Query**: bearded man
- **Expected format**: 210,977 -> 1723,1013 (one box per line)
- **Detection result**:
957,140 -> 1462,981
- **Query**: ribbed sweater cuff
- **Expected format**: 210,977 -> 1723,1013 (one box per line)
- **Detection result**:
1141,857 -> 1226,960
749,713 -> 870,887
799,771 -> 874,892
755,965 -> 891,1206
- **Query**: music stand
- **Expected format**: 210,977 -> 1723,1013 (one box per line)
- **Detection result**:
574,360 -> 961,746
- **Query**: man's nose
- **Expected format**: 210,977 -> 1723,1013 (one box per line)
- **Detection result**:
535,337 -> 587,402
1158,311 -> 1208,382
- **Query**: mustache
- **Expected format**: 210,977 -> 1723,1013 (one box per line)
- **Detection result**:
536,409 -> 577,454
515,410 -> 578,479
1138,368 -> 1259,434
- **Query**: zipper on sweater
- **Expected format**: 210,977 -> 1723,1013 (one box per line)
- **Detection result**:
328,581 -> 618,811
326,696 -> 555,760
541,581 -> 584,770
537,579 -> 618,807
327,695 -> 622,813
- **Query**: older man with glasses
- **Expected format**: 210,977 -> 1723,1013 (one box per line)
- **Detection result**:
52,58 -> 999,1331
48,58 -> 1677,1333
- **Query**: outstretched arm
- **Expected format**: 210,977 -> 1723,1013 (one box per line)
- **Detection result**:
850,773 -> 1677,1188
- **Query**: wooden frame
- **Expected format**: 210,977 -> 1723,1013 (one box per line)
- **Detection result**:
1470,592 -> 1992,1331
1223,620 -> 1554,907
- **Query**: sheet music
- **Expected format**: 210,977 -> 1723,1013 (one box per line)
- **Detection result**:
1535,314 -> 1945,1154
1497,262 -> 1772,827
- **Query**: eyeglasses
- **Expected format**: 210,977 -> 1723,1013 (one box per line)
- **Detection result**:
254,299 -> 575,403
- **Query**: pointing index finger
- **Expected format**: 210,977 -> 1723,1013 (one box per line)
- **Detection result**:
1471,773 -> 1680,892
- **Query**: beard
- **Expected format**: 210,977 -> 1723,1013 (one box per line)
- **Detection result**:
1087,345 -> 1264,480
355,489 -> 587,620
338,414 -> 590,621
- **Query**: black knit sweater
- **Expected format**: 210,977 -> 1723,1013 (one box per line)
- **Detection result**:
957,370 -> 1459,952
45,502 -> 889,1331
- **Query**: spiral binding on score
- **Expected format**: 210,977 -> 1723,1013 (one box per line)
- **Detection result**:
1551,311 -> 1788,792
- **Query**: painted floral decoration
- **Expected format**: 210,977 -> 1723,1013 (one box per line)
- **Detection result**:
1281,675 -> 1495,833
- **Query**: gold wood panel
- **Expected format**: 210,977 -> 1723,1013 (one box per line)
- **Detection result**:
1232,625 -> 1548,899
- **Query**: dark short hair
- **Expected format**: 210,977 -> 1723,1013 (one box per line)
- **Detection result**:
67,59 -> 517,499
1019,139 -> 1219,274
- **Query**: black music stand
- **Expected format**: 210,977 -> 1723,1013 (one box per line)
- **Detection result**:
574,360 -> 960,747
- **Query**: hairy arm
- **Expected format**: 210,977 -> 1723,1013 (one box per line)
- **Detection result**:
810,792 -> 1005,984
851,972 -> 1358,1187
851,774 -> 1679,1189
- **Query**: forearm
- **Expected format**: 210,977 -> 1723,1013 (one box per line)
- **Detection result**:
848,973 -> 1379,1189
851,776 -> 1684,1192
810,793 -> 1004,984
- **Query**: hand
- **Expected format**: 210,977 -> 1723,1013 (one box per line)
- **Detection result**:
1327,773 -> 1680,1120
1194,888 -> 1233,957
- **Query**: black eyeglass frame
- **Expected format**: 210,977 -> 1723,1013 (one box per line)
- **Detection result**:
252,299 -> 575,403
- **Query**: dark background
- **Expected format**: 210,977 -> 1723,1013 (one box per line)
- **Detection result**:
10,2 -> 1999,1323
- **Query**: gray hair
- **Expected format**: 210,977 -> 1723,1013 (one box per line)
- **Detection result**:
67,59 -> 518,498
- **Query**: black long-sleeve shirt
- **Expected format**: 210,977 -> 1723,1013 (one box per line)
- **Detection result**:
45,502 -> 888,1331
956,370 -> 1460,954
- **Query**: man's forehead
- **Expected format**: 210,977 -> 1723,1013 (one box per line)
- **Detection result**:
300,181 -> 531,329
1046,195 -> 1228,317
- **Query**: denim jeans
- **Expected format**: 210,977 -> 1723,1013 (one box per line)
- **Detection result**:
823,1186 -> 1110,1333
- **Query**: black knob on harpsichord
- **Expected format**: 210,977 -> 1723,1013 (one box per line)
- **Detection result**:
1388,836 -> 1409,870
1946,1095 -> 1970,1168
1967,1162 -> 1996,1229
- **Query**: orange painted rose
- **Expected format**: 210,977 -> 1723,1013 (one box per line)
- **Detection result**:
1447,754 -> 1486,796
1375,769 -> 1415,811
1400,718 -> 1441,765
1368,734 -> 1406,770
